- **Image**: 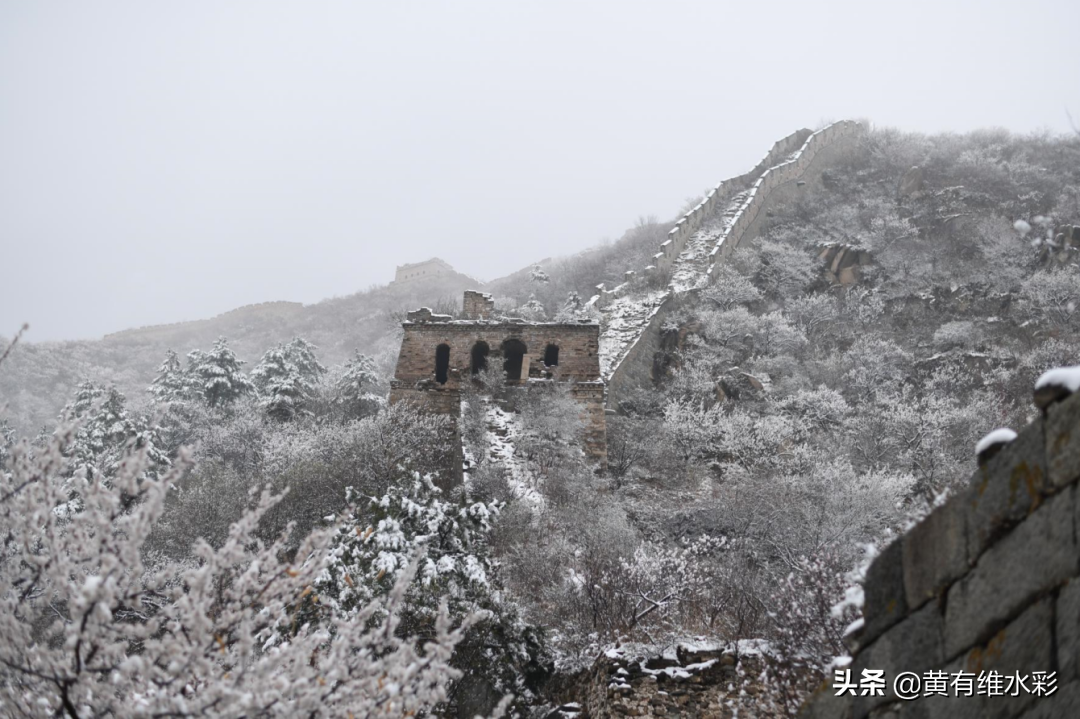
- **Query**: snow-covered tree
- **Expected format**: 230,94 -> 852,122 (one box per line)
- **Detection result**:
515,295 -> 546,321
529,264 -> 549,285
0,430 -> 483,717
147,349 -> 190,403
251,338 -> 326,422
60,381 -> 169,487
336,349 -> 383,420
315,472 -> 547,714
516,383 -> 585,474
187,336 -> 255,409
1018,267 -> 1080,329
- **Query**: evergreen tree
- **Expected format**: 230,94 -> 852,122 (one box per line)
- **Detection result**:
251,337 -> 326,422
148,349 -> 190,403
529,265 -> 550,284
337,349 -> 383,420
315,473 -> 549,713
555,290 -> 585,320
61,381 -> 169,487
187,336 -> 254,409
516,295 -> 546,321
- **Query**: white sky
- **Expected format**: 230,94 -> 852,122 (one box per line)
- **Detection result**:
2,0 -> 1078,340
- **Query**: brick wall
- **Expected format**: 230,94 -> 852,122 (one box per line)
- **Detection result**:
799,381 -> 1080,718
392,320 -> 601,384
390,311 -> 607,467
605,121 -> 865,409
463,290 -> 495,320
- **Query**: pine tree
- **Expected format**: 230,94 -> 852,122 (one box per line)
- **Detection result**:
337,349 -> 383,420
517,295 -> 546,321
529,265 -> 550,284
555,290 -> 585,321
187,336 -> 255,409
316,473 -> 549,712
148,349 -> 190,403
61,382 -> 169,487
251,337 -> 326,421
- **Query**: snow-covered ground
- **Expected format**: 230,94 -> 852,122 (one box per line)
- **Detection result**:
597,186 -> 754,382
481,402 -> 544,509
669,189 -> 749,293
597,289 -> 669,381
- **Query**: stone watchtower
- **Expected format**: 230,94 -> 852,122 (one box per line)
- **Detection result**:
389,291 -> 608,481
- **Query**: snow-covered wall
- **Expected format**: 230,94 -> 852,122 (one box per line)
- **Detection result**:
799,372 -> 1080,718
592,120 -> 863,310
602,120 -> 865,406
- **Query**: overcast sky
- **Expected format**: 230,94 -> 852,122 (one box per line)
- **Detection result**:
2,0 -> 1078,341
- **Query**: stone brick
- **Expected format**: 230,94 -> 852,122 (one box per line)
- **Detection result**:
1046,390 -> 1080,490
853,603 -> 944,718
966,419 -> 1047,561
862,539 -> 908,648
1016,679 -> 1080,718
945,487 -> 1077,658
903,497 -> 969,611
955,597 -> 1054,719
1057,578 -> 1080,682
867,706 -> 902,719
391,295 -> 607,466
798,679 -> 853,719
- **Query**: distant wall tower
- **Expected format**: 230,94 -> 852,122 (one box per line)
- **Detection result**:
392,257 -> 456,285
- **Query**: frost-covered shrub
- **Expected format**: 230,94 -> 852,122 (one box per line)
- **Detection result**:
0,428 -> 481,717
932,319 -> 982,350
314,473 -> 549,713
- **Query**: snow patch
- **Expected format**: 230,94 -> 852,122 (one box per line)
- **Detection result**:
975,428 -> 1017,456
1035,365 -> 1080,394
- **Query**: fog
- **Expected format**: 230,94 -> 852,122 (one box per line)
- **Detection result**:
1,0 -> 1077,341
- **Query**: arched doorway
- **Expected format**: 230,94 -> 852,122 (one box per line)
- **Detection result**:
435,344 -> 450,384
543,343 -> 560,367
501,338 -> 527,382
471,341 -> 490,374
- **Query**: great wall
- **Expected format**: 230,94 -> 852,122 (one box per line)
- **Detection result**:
590,120 -> 865,409
382,123 -> 1080,717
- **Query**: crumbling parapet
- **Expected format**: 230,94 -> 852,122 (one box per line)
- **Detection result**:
463,290 -> 496,320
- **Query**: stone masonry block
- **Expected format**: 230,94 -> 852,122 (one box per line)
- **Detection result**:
1046,390 -> 1080,489
1016,679 -> 1080,718
967,418 -> 1047,561
798,679 -> 853,719
889,656 -> 970,719
862,539 -> 908,648
903,497 -> 969,611
894,602 -> 1055,719
1057,578 -> 1080,682
957,597 -> 1054,719
945,486 -> 1076,659
853,602 -> 944,719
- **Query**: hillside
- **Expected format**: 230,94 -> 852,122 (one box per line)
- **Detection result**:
3,124 -> 1080,717
0,267 -> 481,432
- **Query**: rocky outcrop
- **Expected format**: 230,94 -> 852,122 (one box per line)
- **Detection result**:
552,644 -> 793,718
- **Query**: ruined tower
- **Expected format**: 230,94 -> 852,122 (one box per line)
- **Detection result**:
389,291 -> 608,481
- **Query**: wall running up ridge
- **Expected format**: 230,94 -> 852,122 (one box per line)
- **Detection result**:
598,120 -> 865,408
800,377 -> 1080,719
